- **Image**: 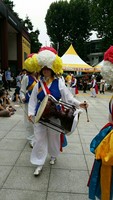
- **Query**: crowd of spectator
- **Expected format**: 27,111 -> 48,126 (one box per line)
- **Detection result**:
0,68 -> 27,117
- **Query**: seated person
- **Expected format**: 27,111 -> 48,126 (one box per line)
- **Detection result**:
0,89 -> 15,117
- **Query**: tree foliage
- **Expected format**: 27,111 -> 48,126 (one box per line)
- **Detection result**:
45,0 -> 91,58
30,30 -> 42,53
22,16 -> 33,32
90,0 -> 113,51
22,16 -> 42,52
45,1 -> 70,55
2,0 -> 14,10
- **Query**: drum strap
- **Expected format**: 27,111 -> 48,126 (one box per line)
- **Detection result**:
43,81 -> 51,94
40,79 -> 68,152
39,80 -> 51,95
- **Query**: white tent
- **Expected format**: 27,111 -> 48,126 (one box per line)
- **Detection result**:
61,44 -> 94,72
94,60 -> 104,72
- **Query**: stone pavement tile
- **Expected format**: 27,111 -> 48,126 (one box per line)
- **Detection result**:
0,166 -> 12,188
15,151 -> 50,168
11,125 -> 27,132
47,192 -> 89,200
51,154 -> 87,170
15,151 -> 32,167
0,120 -> 20,131
48,169 -> 88,194
66,134 -> 80,143
5,130 -> 27,140
96,122 -> 107,130
3,166 -> 50,191
80,135 -> 95,144
63,142 -> 83,154
85,155 -> 94,172
78,124 -> 98,130
0,130 -> 9,139
11,121 -> 26,129
0,150 -> 21,166
0,139 -> 27,151
0,189 -> 46,200
78,127 -> 99,136
82,143 -> 91,155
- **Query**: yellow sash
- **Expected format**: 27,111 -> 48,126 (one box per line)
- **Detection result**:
95,129 -> 113,200
100,165 -> 112,200
27,81 -> 37,91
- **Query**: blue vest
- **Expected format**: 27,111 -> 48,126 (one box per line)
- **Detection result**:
35,78 -> 61,115
25,75 -> 37,103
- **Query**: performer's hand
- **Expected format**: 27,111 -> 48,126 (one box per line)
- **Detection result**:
28,115 -> 33,122
22,98 -> 26,103
79,102 -> 88,109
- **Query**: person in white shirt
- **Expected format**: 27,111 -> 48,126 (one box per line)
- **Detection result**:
20,54 -> 38,148
28,47 -> 88,176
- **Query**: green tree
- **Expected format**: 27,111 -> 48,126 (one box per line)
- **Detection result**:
45,1 -> 70,56
45,0 -> 91,59
22,17 -> 42,52
2,0 -> 14,10
30,30 -> 42,53
90,0 -> 113,51
23,16 -> 33,32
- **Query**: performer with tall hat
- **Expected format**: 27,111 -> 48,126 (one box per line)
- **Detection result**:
28,46 -> 88,176
88,46 -> 113,200
20,54 -> 39,148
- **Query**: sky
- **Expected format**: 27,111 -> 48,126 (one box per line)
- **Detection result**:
12,0 -> 65,46
13,0 -> 97,46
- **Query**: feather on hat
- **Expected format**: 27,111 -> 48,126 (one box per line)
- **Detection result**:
35,46 -> 63,74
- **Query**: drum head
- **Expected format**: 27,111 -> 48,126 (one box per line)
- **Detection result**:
35,95 -> 49,123
66,109 -> 82,136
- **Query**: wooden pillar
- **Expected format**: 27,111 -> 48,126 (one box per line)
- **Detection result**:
1,18 -> 8,70
17,33 -> 22,71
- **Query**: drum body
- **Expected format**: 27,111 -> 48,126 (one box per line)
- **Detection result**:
35,95 -> 80,135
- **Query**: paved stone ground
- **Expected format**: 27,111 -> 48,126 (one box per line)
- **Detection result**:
0,90 -> 112,200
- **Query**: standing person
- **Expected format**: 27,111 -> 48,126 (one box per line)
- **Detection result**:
88,46 -> 113,200
65,72 -> 72,90
99,77 -> 106,94
20,54 -> 38,148
90,75 -> 98,97
70,75 -> 78,96
0,69 -> 3,89
82,78 -> 87,93
57,72 -> 65,84
5,67 -> 12,91
21,69 -> 27,81
28,47 -> 88,176
15,72 -> 22,103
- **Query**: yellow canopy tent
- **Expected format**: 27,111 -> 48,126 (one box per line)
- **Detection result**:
61,44 -> 94,72
94,60 -> 103,72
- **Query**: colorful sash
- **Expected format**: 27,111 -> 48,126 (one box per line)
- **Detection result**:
88,123 -> 113,200
25,75 -> 37,103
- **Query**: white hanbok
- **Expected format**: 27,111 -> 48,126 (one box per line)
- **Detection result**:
20,75 -> 34,145
28,78 -> 81,166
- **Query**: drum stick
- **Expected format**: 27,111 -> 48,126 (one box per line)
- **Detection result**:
84,101 -> 89,122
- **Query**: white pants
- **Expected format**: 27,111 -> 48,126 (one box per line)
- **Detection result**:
30,120 -> 60,166
91,88 -> 96,97
71,87 -> 76,96
24,103 -> 34,143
